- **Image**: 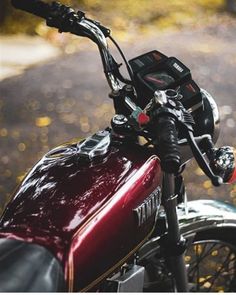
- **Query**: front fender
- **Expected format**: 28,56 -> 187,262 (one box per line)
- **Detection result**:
178,199 -> 236,235
138,199 -> 236,263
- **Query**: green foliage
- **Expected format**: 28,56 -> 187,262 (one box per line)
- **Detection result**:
0,0 -> 225,35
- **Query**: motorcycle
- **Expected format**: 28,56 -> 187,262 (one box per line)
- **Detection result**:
1,0 -> 236,292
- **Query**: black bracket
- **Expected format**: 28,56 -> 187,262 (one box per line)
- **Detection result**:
160,233 -> 187,257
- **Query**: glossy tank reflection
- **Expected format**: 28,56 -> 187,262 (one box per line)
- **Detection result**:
0,133 -> 162,290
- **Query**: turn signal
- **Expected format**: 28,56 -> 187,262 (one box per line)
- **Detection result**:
228,148 -> 236,183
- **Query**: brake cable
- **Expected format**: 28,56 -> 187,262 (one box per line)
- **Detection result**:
108,35 -> 135,86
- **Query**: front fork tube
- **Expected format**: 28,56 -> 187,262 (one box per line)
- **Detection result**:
162,173 -> 189,292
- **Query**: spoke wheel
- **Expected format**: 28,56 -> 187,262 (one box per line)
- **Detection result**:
186,239 -> 236,292
139,227 -> 236,292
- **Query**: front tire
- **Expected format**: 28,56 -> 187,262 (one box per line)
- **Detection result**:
139,227 -> 236,292
186,228 -> 236,292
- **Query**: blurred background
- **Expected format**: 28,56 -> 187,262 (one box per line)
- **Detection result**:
1,0 -> 236,34
0,0 -> 236,214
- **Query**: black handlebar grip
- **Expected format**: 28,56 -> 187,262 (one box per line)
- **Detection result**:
156,116 -> 181,174
11,0 -> 50,19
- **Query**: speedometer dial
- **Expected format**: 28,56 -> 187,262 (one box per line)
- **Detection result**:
144,71 -> 175,90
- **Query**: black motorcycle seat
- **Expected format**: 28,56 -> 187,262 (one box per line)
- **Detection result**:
0,238 -> 65,292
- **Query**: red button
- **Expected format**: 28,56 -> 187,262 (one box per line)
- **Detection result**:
137,112 -> 150,126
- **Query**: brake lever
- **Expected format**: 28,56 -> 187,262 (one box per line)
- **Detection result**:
184,128 -> 223,186
154,91 -> 224,186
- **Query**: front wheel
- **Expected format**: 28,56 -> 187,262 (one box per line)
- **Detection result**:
139,227 -> 236,292
186,228 -> 236,292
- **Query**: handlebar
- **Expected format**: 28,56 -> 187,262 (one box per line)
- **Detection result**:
11,0 -> 50,18
155,116 -> 181,174
11,0 -> 122,92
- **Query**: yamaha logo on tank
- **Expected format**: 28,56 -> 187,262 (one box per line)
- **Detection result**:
133,187 -> 161,227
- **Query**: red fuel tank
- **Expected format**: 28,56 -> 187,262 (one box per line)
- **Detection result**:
0,131 -> 162,291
